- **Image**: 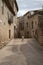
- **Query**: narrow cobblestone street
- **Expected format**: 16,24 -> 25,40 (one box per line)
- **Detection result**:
0,39 -> 43,65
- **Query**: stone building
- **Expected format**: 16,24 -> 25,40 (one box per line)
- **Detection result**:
28,11 -> 38,38
23,12 -> 31,38
0,0 -> 18,42
17,12 -> 31,38
36,15 -> 43,45
17,10 -> 43,45
17,17 -> 24,38
26,10 -> 43,45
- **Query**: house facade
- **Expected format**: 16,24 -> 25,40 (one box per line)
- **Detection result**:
17,10 -> 43,45
0,0 -> 18,42
27,11 -> 43,45
17,12 -> 31,38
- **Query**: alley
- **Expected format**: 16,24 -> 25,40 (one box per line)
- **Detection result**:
0,39 -> 43,65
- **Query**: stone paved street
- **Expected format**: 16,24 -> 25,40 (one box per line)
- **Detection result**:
0,39 -> 43,65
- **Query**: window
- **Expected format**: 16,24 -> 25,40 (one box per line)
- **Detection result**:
27,16 -> 29,19
19,22 -> 24,30
27,31 -> 29,35
26,22 -> 28,27
35,21 -> 36,25
2,0 -> 4,14
8,12 -> 13,25
41,29 -> 43,35
27,31 -> 29,38
32,21 -> 33,29
14,26 -> 16,30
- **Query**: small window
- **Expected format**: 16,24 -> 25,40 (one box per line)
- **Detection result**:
41,30 -> 43,35
14,26 -> 16,30
26,22 -> 28,27
35,21 -> 36,25
32,21 -> 33,29
19,22 -> 24,30
27,31 -> 29,34
8,12 -> 13,25
27,16 -> 29,19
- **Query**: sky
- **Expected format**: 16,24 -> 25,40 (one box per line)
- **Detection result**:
17,0 -> 43,16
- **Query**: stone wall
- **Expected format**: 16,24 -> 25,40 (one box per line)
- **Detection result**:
37,15 -> 43,45
29,14 -> 43,45
0,0 -> 18,42
29,14 -> 38,38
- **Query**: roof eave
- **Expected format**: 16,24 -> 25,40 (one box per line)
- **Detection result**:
3,0 -> 15,16
14,0 -> 19,11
